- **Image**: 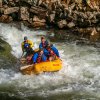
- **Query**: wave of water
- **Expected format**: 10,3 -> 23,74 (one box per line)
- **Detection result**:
0,23 -> 100,100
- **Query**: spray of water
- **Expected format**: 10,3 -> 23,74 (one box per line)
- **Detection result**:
0,23 -> 100,99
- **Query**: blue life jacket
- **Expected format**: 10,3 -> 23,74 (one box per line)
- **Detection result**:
51,45 -> 60,57
39,41 -> 48,49
24,43 -> 30,48
32,53 -> 47,64
39,41 -> 49,56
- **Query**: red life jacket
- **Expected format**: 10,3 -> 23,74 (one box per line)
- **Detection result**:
26,55 -> 32,64
48,49 -> 56,56
37,53 -> 42,63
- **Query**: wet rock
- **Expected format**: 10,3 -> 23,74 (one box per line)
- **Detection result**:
8,0 -> 16,6
22,20 -> 31,27
2,4 -> 8,9
0,0 -> 2,7
20,7 -> 29,21
32,21 -> 46,28
20,0 -> 34,5
0,0 -> 100,31
37,0 -> 42,6
0,15 -> 13,23
57,20 -> 67,28
31,15 -> 46,28
38,0 -> 49,9
4,7 -> 19,14
30,6 -> 47,19
49,12 -> 56,22
96,13 -> 100,20
33,16 -> 46,23
67,22 -> 75,28
0,8 -> 4,13
86,0 -> 99,10
0,38 -> 17,66
90,28 -> 99,42
3,0 -> 8,4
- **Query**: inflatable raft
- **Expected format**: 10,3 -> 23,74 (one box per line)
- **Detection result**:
20,59 -> 62,75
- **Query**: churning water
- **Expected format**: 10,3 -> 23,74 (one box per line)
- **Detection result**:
0,23 -> 100,100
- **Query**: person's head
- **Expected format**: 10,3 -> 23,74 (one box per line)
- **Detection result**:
24,36 -> 28,42
41,36 -> 45,43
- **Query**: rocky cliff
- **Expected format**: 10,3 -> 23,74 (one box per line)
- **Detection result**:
0,0 -> 100,41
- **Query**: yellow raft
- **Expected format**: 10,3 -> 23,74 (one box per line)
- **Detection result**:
20,59 -> 62,75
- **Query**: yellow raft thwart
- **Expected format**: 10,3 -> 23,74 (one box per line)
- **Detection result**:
20,59 -> 62,75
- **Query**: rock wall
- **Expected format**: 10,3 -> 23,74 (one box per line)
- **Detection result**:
0,0 -> 100,42
0,0 -> 100,28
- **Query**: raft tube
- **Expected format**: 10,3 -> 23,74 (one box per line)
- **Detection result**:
20,59 -> 62,75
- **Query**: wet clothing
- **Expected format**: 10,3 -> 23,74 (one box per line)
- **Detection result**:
47,49 -> 56,57
21,40 -> 34,57
26,55 -> 33,64
24,43 -> 30,49
39,40 -> 48,56
47,49 -> 57,60
39,40 -> 48,49
25,48 -> 34,57
46,45 -> 60,58
21,40 -> 34,52
51,45 -> 60,57
32,52 -> 47,64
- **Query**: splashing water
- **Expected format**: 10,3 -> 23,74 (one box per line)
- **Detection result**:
0,23 -> 100,100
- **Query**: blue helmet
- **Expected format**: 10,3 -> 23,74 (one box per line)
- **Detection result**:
24,43 -> 29,48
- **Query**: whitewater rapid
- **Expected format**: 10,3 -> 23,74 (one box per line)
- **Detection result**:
0,23 -> 100,99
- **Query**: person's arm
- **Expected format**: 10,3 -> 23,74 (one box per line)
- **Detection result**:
56,50 -> 60,57
39,43 -> 42,49
52,46 -> 60,57
28,40 -> 34,48
21,42 -> 24,52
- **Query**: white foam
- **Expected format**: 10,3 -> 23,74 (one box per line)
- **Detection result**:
0,23 -> 100,98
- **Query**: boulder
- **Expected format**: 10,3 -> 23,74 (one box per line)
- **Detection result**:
0,8 -> 4,13
49,13 -> 55,22
21,0 -> 38,6
0,0 -> 2,7
33,16 -> 46,23
30,6 -> 47,19
8,0 -> 16,6
57,20 -> 67,28
67,22 -> 75,28
32,21 -> 46,28
20,7 -> 29,21
86,0 -> 99,10
37,0 -> 43,6
4,7 -> 19,14
3,4 -> 8,9
90,28 -> 99,42
32,15 -> 46,28
0,15 -> 13,23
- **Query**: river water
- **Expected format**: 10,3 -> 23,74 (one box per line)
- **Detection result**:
0,23 -> 100,100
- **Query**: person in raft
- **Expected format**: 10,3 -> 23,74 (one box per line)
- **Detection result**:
21,36 -> 34,57
39,36 -> 49,56
32,48 -> 47,64
46,43 -> 60,59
